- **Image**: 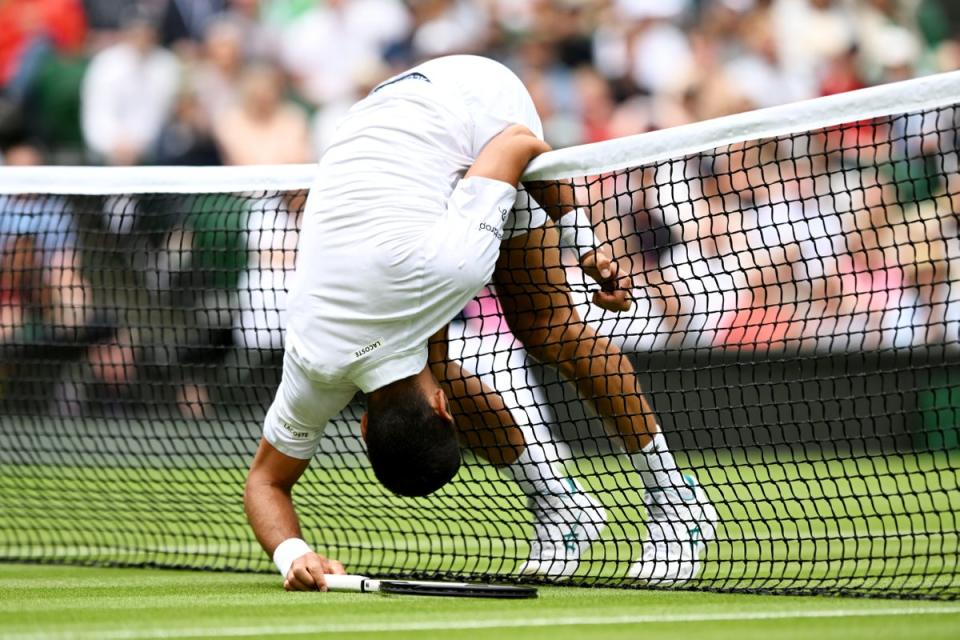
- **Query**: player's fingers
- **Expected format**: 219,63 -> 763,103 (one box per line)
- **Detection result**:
594,264 -> 619,294
304,558 -> 333,592
324,559 -> 347,575
592,290 -> 611,309
601,260 -> 621,291
595,251 -> 613,280
593,289 -> 632,312
285,573 -> 309,591
292,565 -> 319,591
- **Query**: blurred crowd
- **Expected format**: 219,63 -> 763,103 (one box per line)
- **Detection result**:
0,0 -> 958,165
2,0 -> 960,422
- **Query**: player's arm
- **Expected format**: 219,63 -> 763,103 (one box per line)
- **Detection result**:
465,124 -> 551,187
522,180 -> 632,312
244,437 -> 346,591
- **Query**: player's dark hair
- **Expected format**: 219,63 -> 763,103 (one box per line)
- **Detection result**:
365,381 -> 461,497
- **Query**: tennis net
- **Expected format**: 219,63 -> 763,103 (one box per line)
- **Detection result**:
1,71 -> 959,599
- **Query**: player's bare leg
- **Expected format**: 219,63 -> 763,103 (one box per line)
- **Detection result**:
429,325 -> 605,578
494,222 -> 717,585
428,326 -> 524,466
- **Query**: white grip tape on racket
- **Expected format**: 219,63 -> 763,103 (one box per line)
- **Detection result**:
322,574 -> 382,592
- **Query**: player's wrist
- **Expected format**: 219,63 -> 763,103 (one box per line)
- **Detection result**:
273,537 -> 312,578
557,208 -> 599,259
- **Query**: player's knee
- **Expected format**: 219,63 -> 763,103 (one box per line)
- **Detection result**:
516,327 -> 559,363
516,325 -> 578,378
550,349 -> 578,380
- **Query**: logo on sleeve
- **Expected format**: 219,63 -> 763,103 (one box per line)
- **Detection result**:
479,222 -> 503,240
354,338 -> 384,359
280,422 -> 309,440
499,207 -> 509,221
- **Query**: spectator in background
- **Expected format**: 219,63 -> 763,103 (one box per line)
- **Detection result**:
279,0 -> 411,106
222,188 -> 306,418
771,0 -> 855,90
725,3 -> 811,108
408,0 -> 491,59
164,191 -> 251,419
0,142 -> 90,343
223,0 -> 281,61
594,1 -> 697,97
159,0 -> 229,50
159,0 -> 279,60
80,10 -> 180,165
232,190 -> 304,356
856,0 -> 924,82
518,67 -> 582,147
574,68 -> 617,143
193,17 -> 247,122
213,62 -> 310,165
818,45 -> 867,96
54,324 -> 138,418
0,0 -> 87,102
153,84 -> 222,165
0,234 -> 38,344
81,0 -> 143,32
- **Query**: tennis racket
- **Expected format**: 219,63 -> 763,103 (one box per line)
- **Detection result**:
322,574 -> 537,599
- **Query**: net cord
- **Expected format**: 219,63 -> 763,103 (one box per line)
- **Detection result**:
0,70 -> 957,194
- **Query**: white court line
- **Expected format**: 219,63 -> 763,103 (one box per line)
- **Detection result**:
8,606 -> 960,640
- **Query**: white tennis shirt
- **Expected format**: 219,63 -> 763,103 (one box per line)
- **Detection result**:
265,56 -> 545,459
288,80 -> 522,390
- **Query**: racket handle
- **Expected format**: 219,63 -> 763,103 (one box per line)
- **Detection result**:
321,574 -> 381,593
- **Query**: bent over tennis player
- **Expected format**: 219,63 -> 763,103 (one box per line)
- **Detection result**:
244,55 -> 715,591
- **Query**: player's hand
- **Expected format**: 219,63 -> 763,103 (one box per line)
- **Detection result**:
580,248 -> 632,312
284,552 -> 346,592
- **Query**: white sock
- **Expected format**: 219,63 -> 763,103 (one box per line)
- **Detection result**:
630,432 -> 686,492
502,443 -> 570,498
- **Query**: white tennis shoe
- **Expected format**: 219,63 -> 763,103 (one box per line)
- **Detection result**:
518,479 -> 607,579
628,473 -> 717,585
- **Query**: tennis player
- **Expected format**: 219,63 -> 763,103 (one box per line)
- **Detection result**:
244,55 -> 713,591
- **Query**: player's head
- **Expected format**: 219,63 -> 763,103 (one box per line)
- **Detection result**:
362,370 -> 460,497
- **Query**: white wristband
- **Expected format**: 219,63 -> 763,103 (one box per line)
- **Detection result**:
557,208 -> 599,258
273,538 -> 312,578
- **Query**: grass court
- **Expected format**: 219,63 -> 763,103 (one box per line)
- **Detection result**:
2,564 -> 960,639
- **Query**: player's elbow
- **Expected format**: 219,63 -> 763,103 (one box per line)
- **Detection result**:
243,469 -> 266,510
243,463 -> 293,509
467,125 -> 550,185
500,124 -> 551,160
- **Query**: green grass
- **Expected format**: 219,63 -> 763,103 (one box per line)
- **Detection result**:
1,564 -> 959,640
2,449 -> 958,597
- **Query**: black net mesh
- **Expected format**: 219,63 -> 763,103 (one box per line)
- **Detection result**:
1,104 -> 959,599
